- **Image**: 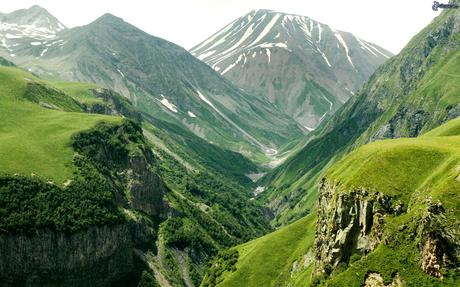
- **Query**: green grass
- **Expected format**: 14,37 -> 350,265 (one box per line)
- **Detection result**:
423,116 -> 460,137
0,66 -> 120,183
205,214 -> 316,287
52,81 -> 104,104
327,135 -> 460,198
319,117 -> 460,286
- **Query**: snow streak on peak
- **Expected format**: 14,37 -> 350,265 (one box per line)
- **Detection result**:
191,9 -> 392,76
332,28 -> 356,71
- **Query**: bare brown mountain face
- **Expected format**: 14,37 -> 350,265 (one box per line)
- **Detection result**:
191,9 -> 393,131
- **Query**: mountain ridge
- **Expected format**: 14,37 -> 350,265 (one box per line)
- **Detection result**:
191,9 -> 393,130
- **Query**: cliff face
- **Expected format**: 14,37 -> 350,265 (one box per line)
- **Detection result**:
314,180 -> 388,275
0,225 -> 134,286
314,178 -> 460,283
0,121 -> 166,286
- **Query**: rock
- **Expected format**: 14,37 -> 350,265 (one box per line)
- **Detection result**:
421,236 -> 444,278
0,225 -> 135,286
314,181 -> 387,275
364,273 -> 402,287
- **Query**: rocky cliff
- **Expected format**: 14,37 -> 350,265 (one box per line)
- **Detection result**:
314,181 -> 386,275
314,179 -> 460,284
0,225 -> 134,286
312,120 -> 460,285
0,120 -> 166,287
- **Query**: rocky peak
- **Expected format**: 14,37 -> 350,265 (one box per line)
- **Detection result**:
1,5 -> 66,33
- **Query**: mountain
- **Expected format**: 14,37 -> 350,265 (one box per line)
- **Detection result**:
191,9 -> 393,130
0,5 -> 66,32
0,5 -> 66,59
0,7 -> 305,162
258,4 -> 460,226
0,61 -> 273,286
210,116 -> 460,287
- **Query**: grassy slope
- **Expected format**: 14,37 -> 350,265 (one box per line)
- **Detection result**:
0,66 -> 119,183
208,214 -> 316,287
321,118 -> 460,286
53,81 -> 104,103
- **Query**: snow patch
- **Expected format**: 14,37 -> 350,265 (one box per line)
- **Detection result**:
160,96 -> 178,113
254,186 -> 266,196
249,13 -> 281,47
117,69 -> 125,78
333,29 -> 356,71
191,18 -> 237,52
188,111 -> 197,118
317,23 -> 323,43
266,49 -> 271,63
304,126 -> 315,132
368,43 -> 391,59
30,42 -> 42,46
221,53 -> 244,75
355,36 -> 377,57
5,33 -> 22,39
345,87 -> 355,95
197,90 -> 216,109
319,94 -> 333,122
197,50 -> 216,60
317,47 -> 332,67
40,48 -> 48,57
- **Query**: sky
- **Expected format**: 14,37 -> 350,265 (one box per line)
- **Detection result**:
1,0 -> 441,54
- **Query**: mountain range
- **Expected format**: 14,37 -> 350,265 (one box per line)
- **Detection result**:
0,6 -> 306,162
1,2 -> 459,287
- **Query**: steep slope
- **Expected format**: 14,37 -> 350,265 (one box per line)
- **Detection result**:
313,117 -> 460,286
259,3 -> 460,225
191,9 -> 392,130
0,65 -> 167,286
53,80 -> 260,185
201,214 -> 316,287
0,7 -> 305,161
202,117 -> 460,287
0,63 -> 274,286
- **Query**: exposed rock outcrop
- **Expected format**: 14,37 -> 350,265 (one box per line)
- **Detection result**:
314,180 -> 391,275
364,273 -> 402,287
314,179 -> 460,279
0,225 -> 134,286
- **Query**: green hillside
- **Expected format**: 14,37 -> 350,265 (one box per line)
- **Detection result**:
259,5 -> 460,226
53,81 -> 104,104
201,214 -> 316,287
208,117 -> 460,287
0,66 -> 120,183
315,117 -> 460,286
0,63 -> 272,286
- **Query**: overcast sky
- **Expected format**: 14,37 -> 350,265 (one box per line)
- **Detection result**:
1,0 -> 441,53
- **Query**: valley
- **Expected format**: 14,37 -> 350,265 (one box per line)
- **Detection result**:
0,2 -> 459,287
